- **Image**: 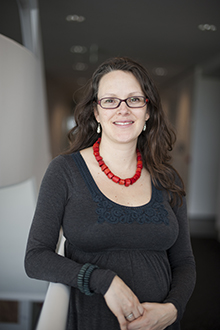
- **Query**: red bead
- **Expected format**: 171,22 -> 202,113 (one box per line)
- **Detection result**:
95,155 -> 102,161
107,172 -> 114,179
101,164 -> 108,171
104,168 -> 111,174
125,179 -> 131,187
112,176 -> 120,183
119,179 -> 125,185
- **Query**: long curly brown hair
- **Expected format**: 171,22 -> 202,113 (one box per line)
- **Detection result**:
66,57 -> 185,206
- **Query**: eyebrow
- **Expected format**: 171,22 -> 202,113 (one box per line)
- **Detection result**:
99,92 -> 145,98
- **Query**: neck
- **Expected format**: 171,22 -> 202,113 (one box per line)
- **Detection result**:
99,137 -> 137,170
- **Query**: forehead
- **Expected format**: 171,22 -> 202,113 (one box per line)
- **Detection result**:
98,70 -> 142,96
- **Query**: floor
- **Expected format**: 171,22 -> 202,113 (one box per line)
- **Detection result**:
181,237 -> 220,330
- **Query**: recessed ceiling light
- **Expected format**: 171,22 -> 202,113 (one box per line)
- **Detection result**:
70,45 -> 87,54
154,67 -> 167,76
73,62 -> 88,71
66,15 -> 85,22
198,24 -> 217,31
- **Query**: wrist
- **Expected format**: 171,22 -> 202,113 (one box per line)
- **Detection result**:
164,303 -> 178,323
90,269 -> 117,295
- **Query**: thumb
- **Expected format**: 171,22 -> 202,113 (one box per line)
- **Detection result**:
138,304 -> 144,315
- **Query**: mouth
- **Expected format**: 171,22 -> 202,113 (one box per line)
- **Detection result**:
113,121 -> 134,126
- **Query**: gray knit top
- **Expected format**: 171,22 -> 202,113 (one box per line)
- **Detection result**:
25,152 -> 196,330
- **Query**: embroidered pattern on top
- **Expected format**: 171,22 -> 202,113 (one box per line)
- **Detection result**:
71,152 -> 169,225
93,188 -> 169,225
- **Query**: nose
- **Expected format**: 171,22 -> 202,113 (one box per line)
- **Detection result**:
117,100 -> 130,114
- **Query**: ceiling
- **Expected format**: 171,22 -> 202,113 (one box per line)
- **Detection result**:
1,0 -> 220,92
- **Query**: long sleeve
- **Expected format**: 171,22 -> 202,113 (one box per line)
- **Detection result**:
24,156 -> 116,295
163,195 -> 196,321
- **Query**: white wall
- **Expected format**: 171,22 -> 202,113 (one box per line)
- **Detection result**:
0,34 -> 51,190
0,179 -> 48,301
161,73 -> 194,191
0,34 -> 50,327
187,72 -> 220,236
188,74 -> 220,217
161,69 -> 220,237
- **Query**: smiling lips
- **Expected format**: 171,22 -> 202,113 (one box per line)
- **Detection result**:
113,121 -> 134,126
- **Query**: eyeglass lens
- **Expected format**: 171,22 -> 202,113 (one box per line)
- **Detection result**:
99,97 -> 147,109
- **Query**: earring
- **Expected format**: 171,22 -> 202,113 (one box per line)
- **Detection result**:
97,123 -> 101,134
143,122 -> 146,131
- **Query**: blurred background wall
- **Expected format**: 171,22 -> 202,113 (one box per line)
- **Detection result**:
0,1 -> 51,329
0,0 -> 220,328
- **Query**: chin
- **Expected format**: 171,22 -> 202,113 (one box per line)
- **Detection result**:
112,134 -> 138,145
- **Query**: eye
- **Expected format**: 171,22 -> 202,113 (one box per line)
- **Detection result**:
101,98 -> 119,108
130,97 -> 141,103
103,98 -> 115,104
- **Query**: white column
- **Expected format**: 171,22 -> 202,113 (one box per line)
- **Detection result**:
188,69 -> 220,236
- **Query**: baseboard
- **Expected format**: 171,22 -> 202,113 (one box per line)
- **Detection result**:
189,217 -> 218,238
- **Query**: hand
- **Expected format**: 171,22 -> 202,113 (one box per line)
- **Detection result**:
127,302 -> 177,330
104,276 -> 144,330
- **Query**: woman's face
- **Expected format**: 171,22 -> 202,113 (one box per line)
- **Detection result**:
94,70 -> 149,145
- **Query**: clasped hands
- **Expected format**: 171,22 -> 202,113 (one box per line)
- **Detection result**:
104,276 -> 177,330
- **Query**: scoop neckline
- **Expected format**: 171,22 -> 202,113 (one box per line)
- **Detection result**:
72,151 -> 155,209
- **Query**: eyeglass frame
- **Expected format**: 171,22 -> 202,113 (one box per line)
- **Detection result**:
96,96 -> 149,109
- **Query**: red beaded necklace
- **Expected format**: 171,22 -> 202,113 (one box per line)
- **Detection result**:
93,138 -> 143,187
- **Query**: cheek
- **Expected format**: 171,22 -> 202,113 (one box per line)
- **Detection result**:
98,111 -> 113,124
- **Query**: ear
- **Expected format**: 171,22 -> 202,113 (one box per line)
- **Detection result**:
94,104 -> 100,123
145,111 -> 150,122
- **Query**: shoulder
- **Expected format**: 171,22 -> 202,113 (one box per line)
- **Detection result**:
171,170 -> 186,212
173,169 -> 184,188
48,153 -> 79,170
42,153 -> 80,184
155,168 -> 185,208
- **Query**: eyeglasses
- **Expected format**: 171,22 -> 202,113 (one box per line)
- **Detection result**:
96,96 -> 149,109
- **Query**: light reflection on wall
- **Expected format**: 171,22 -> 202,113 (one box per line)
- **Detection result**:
160,73 -> 194,192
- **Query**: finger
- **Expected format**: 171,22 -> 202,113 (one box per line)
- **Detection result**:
125,312 -> 135,322
127,314 -> 146,330
118,314 -> 129,330
129,304 -> 144,320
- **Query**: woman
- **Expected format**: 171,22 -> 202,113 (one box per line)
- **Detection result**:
25,57 -> 196,330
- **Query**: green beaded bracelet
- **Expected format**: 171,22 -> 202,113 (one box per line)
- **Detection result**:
77,263 -> 99,296
83,264 -> 99,296
77,263 -> 91,294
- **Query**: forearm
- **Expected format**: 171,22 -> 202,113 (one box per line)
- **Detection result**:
25,245 -> 116,295
165,194 -> 196,321
163,262 -> 196,321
